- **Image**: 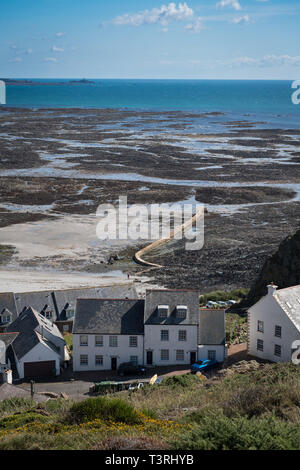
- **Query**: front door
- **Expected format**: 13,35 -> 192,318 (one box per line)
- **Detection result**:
190,352 -> 196,365
111,357 -> 117,371
146,351 -> 153,365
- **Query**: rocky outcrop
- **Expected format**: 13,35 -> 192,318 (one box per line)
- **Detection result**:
246,228 -> 300,306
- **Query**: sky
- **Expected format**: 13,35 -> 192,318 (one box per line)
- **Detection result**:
1,0 -> 300,79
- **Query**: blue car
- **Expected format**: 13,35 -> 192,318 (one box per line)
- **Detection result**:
191,359 -> 218,373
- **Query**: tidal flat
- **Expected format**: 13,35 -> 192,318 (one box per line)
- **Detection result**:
0,107 -> 299,292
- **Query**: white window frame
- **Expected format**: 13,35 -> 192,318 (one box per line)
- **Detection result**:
109,336 -> 118,348
275,325 -> 282,338
161,349 -> 169,361
176,349 -> 184,361
158,305 -> 169,319
274,344 -> 282,357
178,330 -> 187,341
176,305 -> 187,319
95,335 -> 104,347
161,330 -> 169,341
130,355 -> 138,365
80,354 -> 88,365
95,355 -> 103,366
80,335 -> 88,346
257,320 -> 264,333
208,350 -> 216,361
257,339 -> 264,351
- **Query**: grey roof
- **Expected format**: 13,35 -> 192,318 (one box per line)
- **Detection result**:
73,299 -> 145,335
0,332 -> 19,348
13,283 -> 138,320
198,309 -> 225,345
275,285 -> 300,332
6,307 -> 62,360
0,293 -> 17,322
144,289 -> 199,325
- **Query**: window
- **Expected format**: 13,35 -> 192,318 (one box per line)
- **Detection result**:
274,344 -> 282,357
80,355 -> 88,365
257,339 -> 264,351
95,335 -> 103,347
275,325 -> 282,338
3,315 -> 11,323
130,356 -> 138,365
178,330 -> 187,341
161,349 -> 169,361
45,311 -> 52,320
176,305 -> 187,319
129,336 -> 138,347
176,349 -> 184,361
95,355 -> 103,366
208,350 -> 216,361
161,330 -> 169,341
80,335 -> 88,346
158,305 -> 169,318
63,325 -> 69,332
109,336 -> 118,347
257,321 -> 264,333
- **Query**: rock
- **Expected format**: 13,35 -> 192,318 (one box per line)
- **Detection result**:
39,391 -> 59,398
60,392 -> 69,400
246,228 -> 300,306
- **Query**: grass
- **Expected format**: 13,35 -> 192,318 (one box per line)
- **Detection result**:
200,288 -> 249,306
64,333 -> 73,352
226,313 -> 247,345
0,363 -> 300,450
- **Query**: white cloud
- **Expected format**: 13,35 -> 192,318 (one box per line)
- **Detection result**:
112,2 -> 194,27
185,17 -> 204,33
51,45 -> 64,52
56,32 -> 66,37
229,55 -> 300,67
27,48 -> 33,54
217,0 -> 242,11
44,57 -> 57,62
231,15 -> 249,23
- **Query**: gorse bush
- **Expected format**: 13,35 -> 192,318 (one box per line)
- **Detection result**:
162,374 -> 201,389
171,412 -> 300,450
69,396 -> 141,425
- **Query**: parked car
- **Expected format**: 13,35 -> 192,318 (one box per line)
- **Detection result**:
217,301 -> 228,307
227,300 -> 237,305
118,362 -> 147,377
191,359 -> 218,373
205,301 -> 219,308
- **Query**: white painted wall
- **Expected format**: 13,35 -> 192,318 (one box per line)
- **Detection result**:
73,334 -> 144,372
197,345 -> 225,362
144,325 -> 198,366
16,343 -> 60,379
248,290 -> 300,363
35,324 -> 66,361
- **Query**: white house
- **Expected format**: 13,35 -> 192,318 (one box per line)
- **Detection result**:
73,289 -> 226,372
73,299 -> 144,372
0,332 -> 18,384
248,283 -> 300,363
6,307 -> 69,379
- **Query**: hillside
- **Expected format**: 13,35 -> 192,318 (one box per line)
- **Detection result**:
0,363 -> 300,450
246,228 -> 300,306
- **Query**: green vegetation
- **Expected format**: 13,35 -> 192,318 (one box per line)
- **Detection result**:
69,396 -> 141,425
0,363 -> 299,450
200,288 -> 249,306
226,313 -> 247,345
0,244 -> 15,265
64,333 -> 73,352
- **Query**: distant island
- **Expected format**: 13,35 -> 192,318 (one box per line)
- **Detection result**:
0,78 -> 96,86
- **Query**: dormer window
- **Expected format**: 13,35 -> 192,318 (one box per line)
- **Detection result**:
176,305 -> 187,319
0,314 -> 11,324
158,305 -> 169,318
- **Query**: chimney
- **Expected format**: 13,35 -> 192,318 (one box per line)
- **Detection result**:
267,282 -> 278,296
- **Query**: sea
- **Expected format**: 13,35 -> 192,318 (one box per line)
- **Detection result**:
1,79 -> 300,133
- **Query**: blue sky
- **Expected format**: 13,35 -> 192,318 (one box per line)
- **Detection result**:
1,0 -> 300,79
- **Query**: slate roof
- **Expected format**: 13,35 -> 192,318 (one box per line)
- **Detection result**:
6,307 -> 62,360
13,284 -> 138,320
0,332 -> 19,348
198,309 -> 226,345
0,293 -> 17,322
73,299 -> 145,335
275,285 -> 300,332
144,289 -> 199,325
